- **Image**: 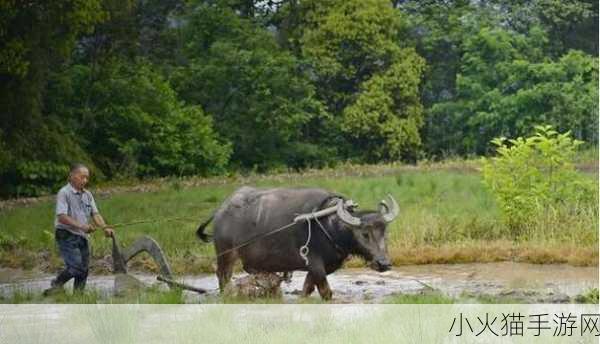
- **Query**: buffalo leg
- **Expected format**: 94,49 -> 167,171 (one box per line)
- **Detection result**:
307,261 -> 332,300
301,272 -> 315,297
216,251 -> 236,292
315,277 -> 332,300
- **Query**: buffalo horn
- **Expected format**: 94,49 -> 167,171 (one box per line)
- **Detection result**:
336,199 -> 361,226
380,194 -> 400,223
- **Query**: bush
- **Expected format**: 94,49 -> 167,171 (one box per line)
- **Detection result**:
574,288 -> 599,304
482,125 -> 597,233
0,121 -> 98,197
48,59 -> 231,179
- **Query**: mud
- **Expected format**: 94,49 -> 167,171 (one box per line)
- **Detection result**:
0,262 -> 597,303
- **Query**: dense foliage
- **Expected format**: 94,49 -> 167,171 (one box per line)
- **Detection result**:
482,126 -> 597,232
0,0 -> 597,196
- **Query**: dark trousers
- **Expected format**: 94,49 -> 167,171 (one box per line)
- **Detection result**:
52,228 -> 90,290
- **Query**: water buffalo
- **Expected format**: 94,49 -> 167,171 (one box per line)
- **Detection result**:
195,186 -> 399,300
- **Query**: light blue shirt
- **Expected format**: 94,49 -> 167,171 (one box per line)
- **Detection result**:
54,183 -> 99,238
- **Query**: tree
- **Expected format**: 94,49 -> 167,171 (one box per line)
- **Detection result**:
342,51 -> 425,161
488,0 -> 598,57
0,0 -> 106,196
299,0 -> 425,161
482,125 -> 597,232
46,59 -> 231,178
427,26 -> 598,156
172,2 -> 323,170
399,0 -> 598,158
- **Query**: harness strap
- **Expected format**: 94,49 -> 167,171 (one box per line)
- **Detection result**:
312,215 -> 347,258
215,197 -> 351,259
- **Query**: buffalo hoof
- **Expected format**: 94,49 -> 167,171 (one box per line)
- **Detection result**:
370,260 -> 392,272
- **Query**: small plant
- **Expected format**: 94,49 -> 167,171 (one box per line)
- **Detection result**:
0,232 -> 28,250
385,291 -> 455,304
574,288 -> 599,304
482,125 -> 597,233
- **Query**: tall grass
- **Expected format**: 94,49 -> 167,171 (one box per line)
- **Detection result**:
0,160 -> 597,272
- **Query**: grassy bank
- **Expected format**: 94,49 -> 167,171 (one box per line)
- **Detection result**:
0,159 -> 597,274
3,287 -> 598,304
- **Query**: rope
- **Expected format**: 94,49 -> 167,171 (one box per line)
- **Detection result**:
113,199 -> 346,264
313,214 -> 346,257
215,209 -> 320,261
298,213 -> 314,266
215,221 -> 298,258
108,216 -> 199,228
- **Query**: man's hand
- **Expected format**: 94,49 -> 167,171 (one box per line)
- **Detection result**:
81,224 -> 96,233
92,213 -> 113,238
102,227 -> 114,238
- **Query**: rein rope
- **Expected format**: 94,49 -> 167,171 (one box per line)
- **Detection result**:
108,216 -> 199,228
215,221 -> 298,258
215,198 -> 352,261
298,213 -> 312,266
107,199 -> 353,266
299,210 -> 348,266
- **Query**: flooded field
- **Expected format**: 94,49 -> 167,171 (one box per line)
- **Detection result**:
1,262 -> 597,303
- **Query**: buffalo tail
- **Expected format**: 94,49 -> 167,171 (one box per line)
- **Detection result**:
196,214 -> 214,242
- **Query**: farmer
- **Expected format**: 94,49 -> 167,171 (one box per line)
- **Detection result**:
43,163 -> 114,295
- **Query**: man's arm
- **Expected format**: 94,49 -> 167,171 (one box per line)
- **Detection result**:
58,214 -> 94,233
88,193 -> 113,237
92,213 -> 114,237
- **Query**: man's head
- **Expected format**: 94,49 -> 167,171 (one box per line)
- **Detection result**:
69,163 -> 90,191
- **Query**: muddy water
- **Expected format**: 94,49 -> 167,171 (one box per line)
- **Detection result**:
1,263 -> 597,303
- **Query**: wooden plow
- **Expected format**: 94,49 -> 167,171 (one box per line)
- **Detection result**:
110,234 -> 207,295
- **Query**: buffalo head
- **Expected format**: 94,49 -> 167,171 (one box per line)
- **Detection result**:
334,195 -> 400,272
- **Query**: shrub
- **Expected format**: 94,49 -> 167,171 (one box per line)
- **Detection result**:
482,125 -> 597,233
48,60 -> 231,179
574,288 -> 599,304
0,122 -> 97,197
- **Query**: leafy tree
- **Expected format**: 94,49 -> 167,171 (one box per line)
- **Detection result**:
488,0 -> 598,57
400,0 -> 480,107
427,26 -> 598,156
75,0 -> 185,64
299,0 -> 425,161
400,0 -> 598,158
342,51 -> 425,161
172,2 -> 323,170
0,0 -> 106,196
0,0 -> 597,197
482,125 -> 597,232
47,59 -> 230,178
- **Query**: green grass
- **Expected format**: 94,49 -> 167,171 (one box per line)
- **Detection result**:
574,288 -> 599,304
0,159 -> 597,274
0,288 -> 102,304
1,285 -> 593,304
384,291 -> 536,304
0,288 -> 37,304
109,286 -> 186,304
0,287 -> 522,305
385,291 -> 455,304
0,286 -> 187,304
